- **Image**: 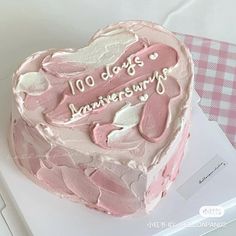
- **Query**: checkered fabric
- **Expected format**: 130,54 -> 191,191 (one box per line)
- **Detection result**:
175,33 -> 236,148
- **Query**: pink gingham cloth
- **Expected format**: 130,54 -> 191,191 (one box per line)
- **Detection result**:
175,33 -> 236,148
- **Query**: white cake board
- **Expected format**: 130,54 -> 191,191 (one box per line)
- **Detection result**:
0,77 -> 235,236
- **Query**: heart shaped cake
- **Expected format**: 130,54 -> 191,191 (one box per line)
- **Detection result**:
10,21 -> 193,216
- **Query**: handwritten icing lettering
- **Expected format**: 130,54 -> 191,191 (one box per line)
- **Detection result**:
112,66 -> 122,74
69,68 -> 171,118
75,80 -> 85,92
66,49 -> 173,119
134,56 -> 144,67
68,80 -> 76,95
111,93 -> 119,101
101,65 -> 113,81
68,104 -> 78,116
122,57 -> 136,76
101,56 -> 143,80
68,75 -> 95,94
124,87 -> 134,97
67,54 -> 151,96
85,76 -> 95,87
151,68 -> 169,95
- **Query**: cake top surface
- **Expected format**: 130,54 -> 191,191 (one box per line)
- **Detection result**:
13,21 -> 193,171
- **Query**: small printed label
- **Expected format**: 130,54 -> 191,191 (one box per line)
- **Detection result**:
177,155 -> 228,199
199,205 -> 224,218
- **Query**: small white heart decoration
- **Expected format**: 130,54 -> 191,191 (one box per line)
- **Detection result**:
139,93 -> 149,102
149,52 -> 159,60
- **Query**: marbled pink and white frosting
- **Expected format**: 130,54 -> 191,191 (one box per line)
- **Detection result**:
9,21 -> 194,216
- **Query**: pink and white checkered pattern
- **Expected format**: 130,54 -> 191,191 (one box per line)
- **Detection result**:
175,33 -> 236,148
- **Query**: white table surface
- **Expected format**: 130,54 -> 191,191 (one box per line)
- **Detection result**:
0,1 -> 235,235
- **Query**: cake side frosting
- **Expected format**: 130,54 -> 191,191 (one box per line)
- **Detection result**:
10,21 -> 194,216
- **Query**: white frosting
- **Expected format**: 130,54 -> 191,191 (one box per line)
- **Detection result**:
107,102 -> 144,146
51,29 -> 138,68
107,127 -> 130,145
113,103 -> 143,128
15,72 -> 49,95
146,192 -> 162,213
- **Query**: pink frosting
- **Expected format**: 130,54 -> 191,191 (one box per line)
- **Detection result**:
90,123 -> 119,148
47,147 -> 75,167
43,42 -> 178,124
139,76 -> 180,142
20,40 -> 180,149
90,75 -> 180,147
10,21 -> 194,216
145,123 -> 190,204
11,116 -> 190,216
